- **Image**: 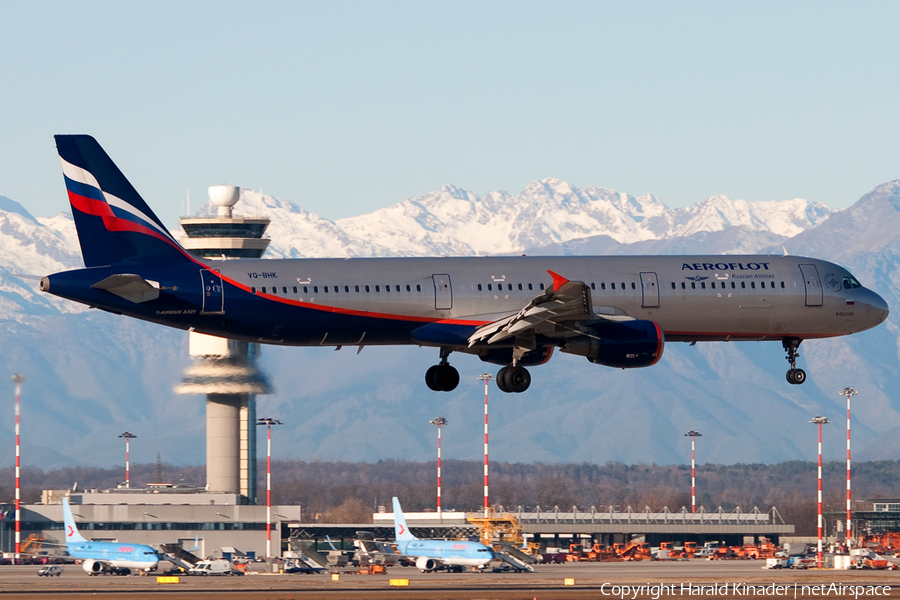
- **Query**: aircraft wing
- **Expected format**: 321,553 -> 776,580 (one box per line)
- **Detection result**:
467,271 -> 632,352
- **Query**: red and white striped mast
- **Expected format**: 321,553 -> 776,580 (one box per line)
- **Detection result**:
839,387 -> 857,548
256,418 -> 282,561
118,432 -> 137,488
12,374 -> 23,564
477,374 -> 494,518
429,417 -> 447,517
685,430 -> 701,513
810,416 -> 830,568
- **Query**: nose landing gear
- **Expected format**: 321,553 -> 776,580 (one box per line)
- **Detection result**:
783,338 -> 806,385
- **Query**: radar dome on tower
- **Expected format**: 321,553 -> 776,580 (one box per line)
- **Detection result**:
208,185 -> 240,217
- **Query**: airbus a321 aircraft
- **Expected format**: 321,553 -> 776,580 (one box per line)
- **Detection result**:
40,135 -> 889,392
62,498 -> 159,575
392,497 -> 494,572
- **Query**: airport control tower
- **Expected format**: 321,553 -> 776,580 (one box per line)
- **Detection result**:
176,185 -> 272,503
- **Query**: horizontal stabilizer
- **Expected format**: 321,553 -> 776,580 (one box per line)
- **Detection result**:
91,274 -> 160,303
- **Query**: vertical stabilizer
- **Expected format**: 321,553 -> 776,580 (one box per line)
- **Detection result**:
62,497 -> 87,543
54,135 -> 193,268
392,497 -> 417,542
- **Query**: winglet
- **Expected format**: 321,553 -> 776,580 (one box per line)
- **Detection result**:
547,270 -> 569,292
62,497 -> 87,543
392,497 -> 417,542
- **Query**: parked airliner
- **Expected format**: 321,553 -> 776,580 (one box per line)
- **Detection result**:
40,135 -> 889,392
392,497 -> 494,572
62,498 -> 159,575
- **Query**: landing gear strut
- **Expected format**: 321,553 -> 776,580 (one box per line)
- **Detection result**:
783,338 -> 806,385
496,365 -> 531,393
425,348 -> 459,392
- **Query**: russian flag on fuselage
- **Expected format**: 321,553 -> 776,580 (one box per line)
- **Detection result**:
55,135 -> 192,268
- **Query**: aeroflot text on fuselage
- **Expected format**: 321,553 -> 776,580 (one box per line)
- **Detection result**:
682,262 -> 770,271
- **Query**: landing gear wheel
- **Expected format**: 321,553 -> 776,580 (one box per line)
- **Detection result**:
435,364 -> 459,391
506,365 -> 531,393
425,365 -> 441,391
786,368 -> 807,385
496,365 -> 531,393
496,367 -> 511,393
426,364 -> 459,391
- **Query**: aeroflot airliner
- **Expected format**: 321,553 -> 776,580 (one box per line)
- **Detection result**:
40,136 -> 889,392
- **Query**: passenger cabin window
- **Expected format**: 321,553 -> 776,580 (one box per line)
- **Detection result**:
528,283 -> 533,290
741,282 -> 745,289
375,285 -> 380,292
416,284 -> 421,291
488,284 -> 492,291
701,282 -> 706,289
365,285 -> 370,292
478,284 -> 483,291
631,282 -> 636,289
262,286 -> 267,294
671,282 -> 676,289
251,287 -> 256,294
681,282 -> 686,289
406,285 -> 411,291
396,285 -> 401,292
313,286 -> 318,293
611,283 -> 616,290
303,286 -> 309,293
780,281 -> 785,288
519,283 -> 523,290
731,282 -> 735,288
691,282 -> 696,289
355,285 -> 360,292
601,283 -> 606,290
293,286 -> 297,293
283,286 -> 287,293
345,286 -> 350,292
539,283 -> 545,290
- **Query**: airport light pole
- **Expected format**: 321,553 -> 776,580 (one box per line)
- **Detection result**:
118,432 -> 137,488
684,430 -> 701,514
839,387 -> 858,549
12,374 -> 23,564
811,416 -> 830,568
477,374 -> 494,518
256,418 -> 282,561
429,417 -> 447,518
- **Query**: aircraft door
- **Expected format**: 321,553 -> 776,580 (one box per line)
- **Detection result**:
200,269 -> 225,314
640,272 -> 660,308
432,274 -> 452,310
799,264 -> 823,307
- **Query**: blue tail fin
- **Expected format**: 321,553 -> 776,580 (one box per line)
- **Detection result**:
55,135 -> 193,268
392,497 -> 417,542
62,497 -> 87,543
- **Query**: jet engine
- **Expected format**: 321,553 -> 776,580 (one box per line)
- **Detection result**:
561,319 -> 664,368
415,556 -> 438,572
82,559 -> 104,575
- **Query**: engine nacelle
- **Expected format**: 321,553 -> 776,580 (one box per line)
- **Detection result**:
561,319 -> 664,368
415,556 -> 438,572
82,559 -> 104,575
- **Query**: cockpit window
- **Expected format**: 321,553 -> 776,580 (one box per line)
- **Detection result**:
842,277 -> 861,289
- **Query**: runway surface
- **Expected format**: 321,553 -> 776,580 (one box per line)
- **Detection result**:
2,561 -> 897,599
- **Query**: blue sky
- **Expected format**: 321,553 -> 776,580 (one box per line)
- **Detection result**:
2,1 -> 899,225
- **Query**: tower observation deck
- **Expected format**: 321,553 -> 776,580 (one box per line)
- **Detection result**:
180,184 -> 271,259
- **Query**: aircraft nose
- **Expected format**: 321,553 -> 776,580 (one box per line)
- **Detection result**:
866,290 -> 890,325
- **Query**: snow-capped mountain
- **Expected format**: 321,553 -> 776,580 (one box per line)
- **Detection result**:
3,180 -> 898,471
191,180 -> 834,259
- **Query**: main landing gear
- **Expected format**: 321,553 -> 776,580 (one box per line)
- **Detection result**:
496,365 -> 531,394
783,338 -> 806,385
426,348 -> 460,392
